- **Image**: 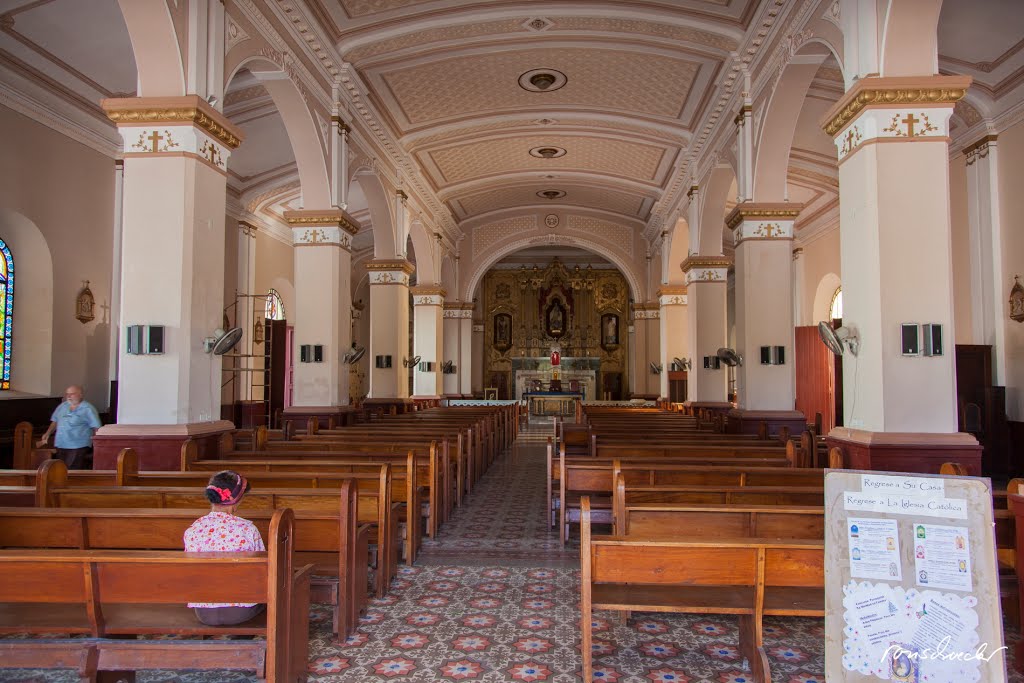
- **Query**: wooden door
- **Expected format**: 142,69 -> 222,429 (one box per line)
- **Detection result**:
795,326 -> 835,434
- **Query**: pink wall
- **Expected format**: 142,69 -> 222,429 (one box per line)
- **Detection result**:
0,105 -> 114,404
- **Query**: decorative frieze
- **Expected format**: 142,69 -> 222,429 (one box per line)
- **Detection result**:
726,204 -> 800,245
367,259 -> 415,286
443,302 -> 475,319
411,285 -> 447,306
680,256 -> 731,285
657,285 -> 688,307
102,96 -> 244,149
821,76 -> 971,161
632,303 -> 660,320
285,209 -> 359,250
964,135 -> 998,166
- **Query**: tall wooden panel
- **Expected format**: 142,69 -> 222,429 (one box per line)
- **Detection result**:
795,326 -> 835,434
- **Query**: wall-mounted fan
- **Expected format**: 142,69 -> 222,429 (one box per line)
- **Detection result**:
204,327 -> 243,355
817,321 -> 859,356
343,345 -> 366,365
717,347 -> 743,367
403,355 -> 422,368
671,357 -> 692,371
649,361 -> 663,375
442,360 -> 455,374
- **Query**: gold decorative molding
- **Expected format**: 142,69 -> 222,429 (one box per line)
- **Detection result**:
367,259 -> 416,275
411,285 -> 447,297
330,115 -> 351,134
101,96 -> 245,149
656,285 -> 688,297
822,75 -> 972,137
963,134 -> 998,157
443,301 -> 476,311
680,255 -> 732,273
725,203 -> 803,231
283,209 -> 360,235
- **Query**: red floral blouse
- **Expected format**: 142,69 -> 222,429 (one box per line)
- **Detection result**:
183,511 -> 266,608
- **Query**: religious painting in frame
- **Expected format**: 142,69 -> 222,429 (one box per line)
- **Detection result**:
600,312 -> 620,351
545,299 -> 567,339
493,313 -> 513,351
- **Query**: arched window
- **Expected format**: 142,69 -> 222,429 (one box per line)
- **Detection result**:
265,289 -> 285,321
0,239 -> 13,390
829,287 -> 843,321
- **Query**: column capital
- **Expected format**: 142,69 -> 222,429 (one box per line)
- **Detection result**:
102,95 -> 245,149
657,285 -> 687,307
367,259 -> 415,286
964,134 -> 998,165
443,301 -> 475,318
680,255 -> 731,284
632,302 -> 660,320
285,209 -> 359,234
238,221 -> 258,237
411,285 -> 446,306
822,75 -> 972,162
726,203 -> 802,245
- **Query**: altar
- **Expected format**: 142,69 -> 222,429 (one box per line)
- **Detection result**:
512,356 -> 599,402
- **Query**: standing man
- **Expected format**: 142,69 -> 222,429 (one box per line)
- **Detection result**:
37,385 -> 102,469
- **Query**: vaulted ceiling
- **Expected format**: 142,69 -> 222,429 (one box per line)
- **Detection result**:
2,0 -> 1023,248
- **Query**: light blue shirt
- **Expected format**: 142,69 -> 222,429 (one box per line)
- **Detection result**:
50,400 -> 102,449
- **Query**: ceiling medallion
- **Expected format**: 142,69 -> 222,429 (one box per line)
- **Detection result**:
519,68 -> 567,93
537,190 -> 566,200
545,214 -> 560,229
529,146 -> 567,159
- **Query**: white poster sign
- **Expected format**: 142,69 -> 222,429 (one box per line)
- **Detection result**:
848,517 -> 902,581
913,524 -> 972,592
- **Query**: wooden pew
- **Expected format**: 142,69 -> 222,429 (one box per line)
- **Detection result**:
580,497 -> 824,683
35,460 -> 400,600
0,480 -> 367,639
0,508 -> 311,683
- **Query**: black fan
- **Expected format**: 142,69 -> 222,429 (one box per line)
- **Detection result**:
716,348 -> 743,367
205,327 -> 243,355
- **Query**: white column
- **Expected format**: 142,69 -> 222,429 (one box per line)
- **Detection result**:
412,286 -> 445,398
681,256 -> 731,405
657,287 -> 688,401
443,302 -> 474,397
236,221 -> 257,397
726,204 -> 800,411
458,316 -> 473,397
367,260 -> 414,399
632,304 -> 660,398
964,135 -> 1007,383
102,96 -> 242,425
108,159 -> 124,407
472,320 -> 484,395
286,209 -> 358,408
792,247 -> 805,326
824,75 -> 969,433
331,116 -> 350,210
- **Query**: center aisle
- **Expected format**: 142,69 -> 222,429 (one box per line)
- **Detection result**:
305,423 -> 830,683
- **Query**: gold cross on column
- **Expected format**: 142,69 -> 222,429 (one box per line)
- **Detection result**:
901,113 -> 920,137
759,223 -> 780,238
203,142 -> 219,164
147,130 -> 163,152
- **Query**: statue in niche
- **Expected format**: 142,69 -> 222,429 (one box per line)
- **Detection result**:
493,313 -> 512,350
601,313 -> 620,350
546,299 -> 566,338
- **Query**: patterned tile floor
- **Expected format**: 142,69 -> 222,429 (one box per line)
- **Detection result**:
3,420 -> 1022,682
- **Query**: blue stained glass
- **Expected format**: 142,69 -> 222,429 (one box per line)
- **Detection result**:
0,238 -> 12,390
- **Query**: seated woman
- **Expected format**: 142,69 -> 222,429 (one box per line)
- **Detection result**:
183,470 -> 266,626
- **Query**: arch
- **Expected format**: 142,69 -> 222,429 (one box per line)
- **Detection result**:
352,170 -> 397,259
696,164 -> 737,256
661,216 -> 689,286
812,272 -> 842,324
116,0 -> 184,96
226,58 -> 331,208
753,40 -> 839,201
880,0 -> 942,77
440,254 -> 457,295
0,209 -> 52,395
464,236 -> 642,305
408,219 -> 437,285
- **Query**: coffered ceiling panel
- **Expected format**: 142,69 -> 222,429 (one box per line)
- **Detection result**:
379,47 -> 700,128
426,135 -> 667,185
454,185 -> 648,220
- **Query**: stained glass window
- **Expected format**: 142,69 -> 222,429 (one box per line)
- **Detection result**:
0,239 -> 12,390
830,287 -> 843,321
265,289 -> 285,321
